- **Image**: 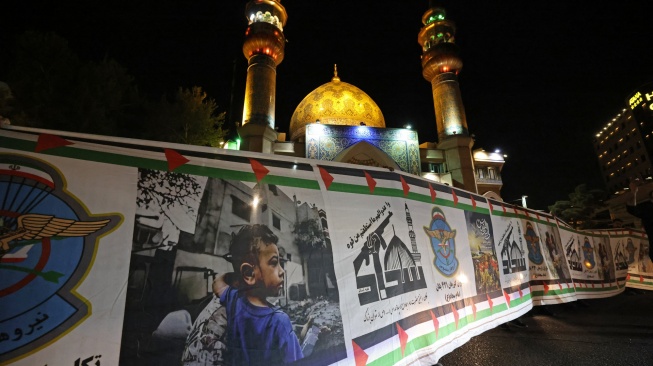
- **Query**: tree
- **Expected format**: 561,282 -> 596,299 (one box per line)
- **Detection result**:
548,184 -> 607,229
137,169 -> 204,232
143,86 -> 227,147
293,216 -> 336,298
5,31 -> 141,136
3,31 -> 227,146
0,82 -> 13,120
293,218 -> 328,256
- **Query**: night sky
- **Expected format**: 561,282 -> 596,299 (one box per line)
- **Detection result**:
3,1 -> 653,210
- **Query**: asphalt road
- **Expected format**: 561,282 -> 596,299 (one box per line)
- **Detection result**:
438,289 -> 653,366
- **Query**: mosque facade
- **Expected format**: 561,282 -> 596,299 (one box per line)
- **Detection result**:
237,0 -> 505,201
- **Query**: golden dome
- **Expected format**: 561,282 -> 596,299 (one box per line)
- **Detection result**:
289,65 -> 385,141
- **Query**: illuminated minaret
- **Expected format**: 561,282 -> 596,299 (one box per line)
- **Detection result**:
418,3 -> 477,193
239,0 -> 287,153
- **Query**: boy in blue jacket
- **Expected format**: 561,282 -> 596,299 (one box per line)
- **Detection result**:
213,224 -> 303,365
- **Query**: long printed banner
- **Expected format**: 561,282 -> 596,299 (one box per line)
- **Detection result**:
0,126 -> 651,366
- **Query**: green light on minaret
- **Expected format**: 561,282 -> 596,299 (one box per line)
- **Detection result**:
426,13 -> 445,24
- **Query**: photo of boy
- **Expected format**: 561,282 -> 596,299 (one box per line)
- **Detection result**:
212,224 -> 303,365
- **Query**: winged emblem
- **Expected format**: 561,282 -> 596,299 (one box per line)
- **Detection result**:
424,227 -> 456,242
1,214 -> 110,255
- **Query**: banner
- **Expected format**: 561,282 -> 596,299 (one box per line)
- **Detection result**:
1,126 -> 651,366
603,228 -> 653,291
557,224 -> 628,298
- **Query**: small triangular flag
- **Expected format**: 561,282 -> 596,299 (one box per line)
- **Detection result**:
640,275 -> 644,283
352,341 -> 368,366
400,176 -> 410,197
518,287 -> 523,298
164,149 -> 189,172
626,274 -> 631,281
501,204 -> 507,214
35,133 -> 73,152
318,166 -> 334,189
488,201 -> 494,212
429,183 -> 437,202
249,158 -> 269,182
558,283 -> 563,290
451,304 -> 459,329
543,283 -> 550,294
471,301 -> 477,320
364,171 -> 376,194
503,290 -> 511,307
396,323 -> 408,357
470,195 -> 476,210
487,294 -> 493,312
452,189 -> 458,206
430,310 -> 440,338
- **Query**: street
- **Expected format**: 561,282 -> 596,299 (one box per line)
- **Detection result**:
438,290 -> 653,366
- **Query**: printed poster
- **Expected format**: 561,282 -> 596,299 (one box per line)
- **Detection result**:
606,230 -> 633,290
487,203 -> 529,294
1,152 -> 129,366
123,168 -> 346,366
620,230 -> 653,290
531,217 -> 575,304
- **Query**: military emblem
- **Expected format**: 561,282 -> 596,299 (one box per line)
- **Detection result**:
0,154 -> 121,363
424,207 -> 458,276
524,221 -> 543,265
582,236 -> 596,270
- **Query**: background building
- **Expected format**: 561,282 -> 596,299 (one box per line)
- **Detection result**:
594,82 -> 653,227
236,1 -> 505,201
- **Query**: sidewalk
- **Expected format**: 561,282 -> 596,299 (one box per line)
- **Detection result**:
438,290 -> 653,366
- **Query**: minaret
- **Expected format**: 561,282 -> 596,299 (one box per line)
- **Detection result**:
418,3 -> 477,193
238,0 -> 287,153
405,202 -> 422,280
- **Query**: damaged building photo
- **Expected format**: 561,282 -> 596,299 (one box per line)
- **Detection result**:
123,169 -> 345,365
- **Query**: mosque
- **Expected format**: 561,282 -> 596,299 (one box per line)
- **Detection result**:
236,0 -> 505,200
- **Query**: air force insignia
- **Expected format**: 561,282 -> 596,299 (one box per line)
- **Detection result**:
524,221 -> 544,265
424,207 -> 458,276
0,154 -> 121,363
582,236 -> 596,270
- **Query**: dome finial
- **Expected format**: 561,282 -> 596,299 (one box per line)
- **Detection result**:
332,64 -> 340,82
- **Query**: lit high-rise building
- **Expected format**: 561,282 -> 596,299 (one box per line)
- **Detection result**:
594,82 -> 653,226
594,82 -> 653,194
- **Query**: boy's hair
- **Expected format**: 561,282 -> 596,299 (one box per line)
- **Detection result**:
230,224 -> 279,275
